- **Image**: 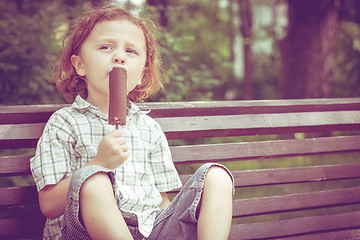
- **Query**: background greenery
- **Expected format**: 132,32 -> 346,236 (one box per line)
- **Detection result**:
0,0 -> 359,106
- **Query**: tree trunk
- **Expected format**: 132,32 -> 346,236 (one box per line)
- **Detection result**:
279,0 -> 339,99
355,0 -> 360,25
238,0 -> 253,99
230,0 -> 244,81
147,0 -> 168,27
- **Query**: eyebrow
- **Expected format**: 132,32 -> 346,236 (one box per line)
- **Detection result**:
95,38 -> 144,50
94,38 -> 116,45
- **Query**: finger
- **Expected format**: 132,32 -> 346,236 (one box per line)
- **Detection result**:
108,129 -> 123,138
112,144 -> 129,154
121,144 -> 129,152
122,151 -> 129,160
114,137 -> 127,145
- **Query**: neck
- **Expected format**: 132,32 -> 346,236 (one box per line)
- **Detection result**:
86,94 -> 109,115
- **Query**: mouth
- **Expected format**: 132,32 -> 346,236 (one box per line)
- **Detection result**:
108,64 -> 127,73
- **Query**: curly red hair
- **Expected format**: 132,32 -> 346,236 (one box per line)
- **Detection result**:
54,6 -> 161,103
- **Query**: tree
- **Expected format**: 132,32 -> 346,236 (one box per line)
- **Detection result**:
238,0 -> 253,99
279,0 -> 340,99
147,0 -> 168,27
332,0 -> 360,97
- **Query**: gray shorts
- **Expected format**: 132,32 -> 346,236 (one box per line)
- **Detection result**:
61,163 -> 234,240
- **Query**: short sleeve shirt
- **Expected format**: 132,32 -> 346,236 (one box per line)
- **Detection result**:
30,96 -> 182,239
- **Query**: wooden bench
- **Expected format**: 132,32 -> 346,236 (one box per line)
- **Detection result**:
1,98 -> 360,239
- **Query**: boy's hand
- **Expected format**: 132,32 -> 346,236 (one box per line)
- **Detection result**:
90,130 -> 129,169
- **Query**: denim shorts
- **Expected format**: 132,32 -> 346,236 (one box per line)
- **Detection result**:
61,163 -> 234,240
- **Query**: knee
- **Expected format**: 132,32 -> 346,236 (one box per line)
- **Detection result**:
204,166 -> 233,192
83,172 -> 111,186
72,165 -> 112,187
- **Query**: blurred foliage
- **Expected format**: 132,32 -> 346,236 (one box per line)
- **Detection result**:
0,0 -> 94,105
147,0 -> 360,101
146,1 -> 235,102
2,1 -> 57,104
0,0 -> 360,106
332,21 -> 360,97
330,0 -> 360,97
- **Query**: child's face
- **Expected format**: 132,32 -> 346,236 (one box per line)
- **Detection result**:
71,19 -> 147,108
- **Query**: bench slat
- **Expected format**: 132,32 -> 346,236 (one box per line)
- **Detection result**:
0,105 -> 64,124
1,98 -> 359,123
0,186 -> 38,205
0,190 -> 360,239
0,215 -> 45,238
1,112 -> 359,148
279,229 -> 360,240
0,123 -> 45,140
140,98 -> 360,117
230,210 -> 360,239
179,163 -> 360,188
2,146 -> 360,183
0,156 -> 32,176
156,111 -> 360,139
3,164 -> 360,206
171,135 -> 360,164
232,163 -> 360,187
159,111 -> 360,132
0,139 -> 38,150
232,187 -> 360,217
138,98 -> 360,110
2,136 -> 359,175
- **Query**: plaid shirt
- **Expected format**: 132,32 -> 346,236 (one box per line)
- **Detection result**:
30,96 -> 182,239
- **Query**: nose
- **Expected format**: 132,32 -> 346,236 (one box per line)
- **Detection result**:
112,52 -> 125,65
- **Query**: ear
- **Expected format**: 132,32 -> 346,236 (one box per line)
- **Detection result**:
71,55 -> 86,76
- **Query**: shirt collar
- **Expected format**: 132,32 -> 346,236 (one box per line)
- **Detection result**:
72,95 -> 93,110
71,95 -> 143,121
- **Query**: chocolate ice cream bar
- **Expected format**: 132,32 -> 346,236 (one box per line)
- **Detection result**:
108,67 -> 127,126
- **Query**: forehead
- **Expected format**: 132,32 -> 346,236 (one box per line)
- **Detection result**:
88,19 -> 146,47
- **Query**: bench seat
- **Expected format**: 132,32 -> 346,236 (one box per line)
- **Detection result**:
1,98 -> 360,239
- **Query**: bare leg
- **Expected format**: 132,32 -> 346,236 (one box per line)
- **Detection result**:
197,166 -> 233,240
80,172 -> 133,240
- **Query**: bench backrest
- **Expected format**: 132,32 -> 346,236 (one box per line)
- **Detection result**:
1,98 -> 360,239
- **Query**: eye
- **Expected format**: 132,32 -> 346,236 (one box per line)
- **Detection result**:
99,44 -> 113,51
126,48 -> 138,55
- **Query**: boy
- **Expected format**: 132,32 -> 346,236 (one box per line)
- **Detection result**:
31,6 -> 233,240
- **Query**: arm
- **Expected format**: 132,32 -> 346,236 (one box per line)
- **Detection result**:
149,122 -> 182,209
39,129 -> 129,219
159,192 -> 171,209
39,176 -> 71,219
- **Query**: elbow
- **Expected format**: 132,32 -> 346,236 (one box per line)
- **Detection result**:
38,187 -> 63,219
39,201 -> 58,219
